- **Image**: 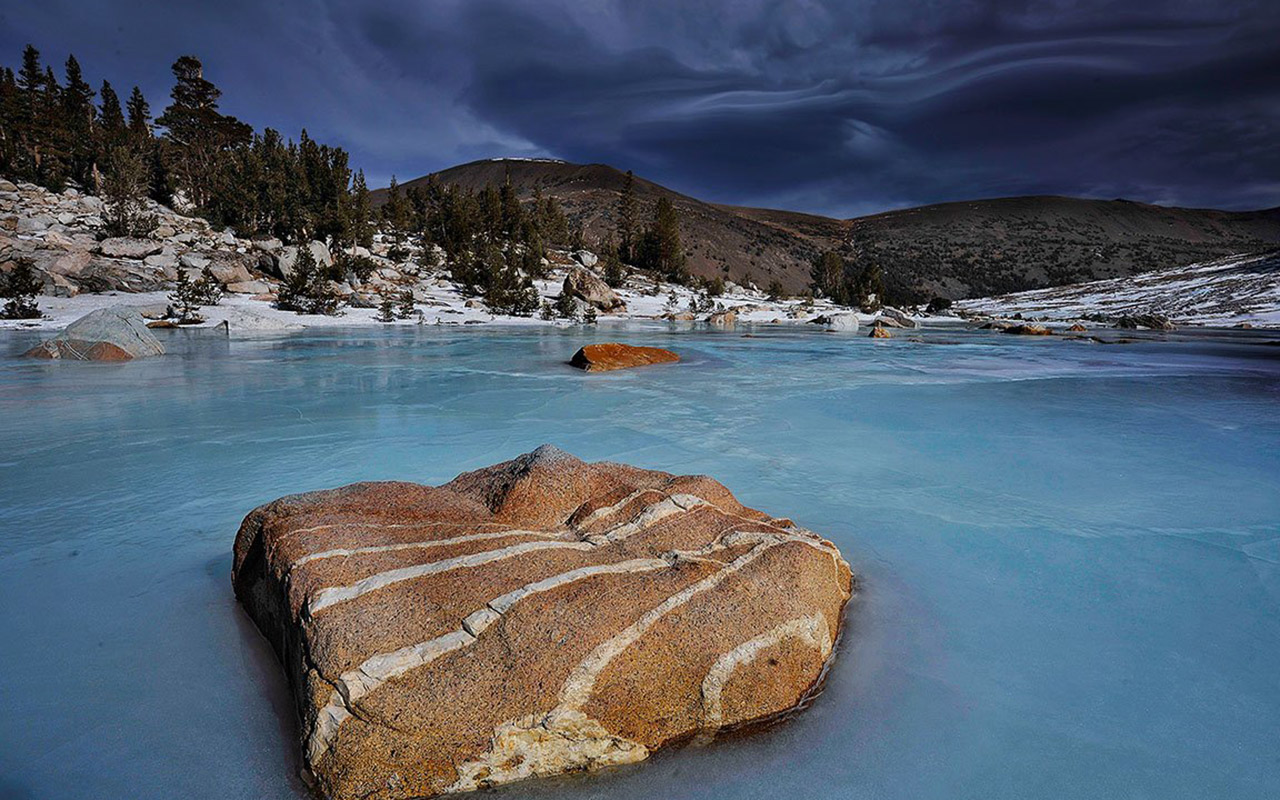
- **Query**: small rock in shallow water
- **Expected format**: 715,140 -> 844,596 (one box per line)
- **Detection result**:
1001,323 -> 1053,336
570,342 -> 680,371
231,446 -> 853,800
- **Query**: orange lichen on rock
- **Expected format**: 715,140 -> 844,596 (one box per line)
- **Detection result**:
569,342 -> 680,372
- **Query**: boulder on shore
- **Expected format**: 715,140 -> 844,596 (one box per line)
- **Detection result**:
232,445 -> 853,800
706,309 -> 737,326
1000,323 -> 1053,336
570,342 -> 680,371
809,312 -> 859,332
25,307 -> 165,361
563,267 -> 626,312
877,306 -> 918,329
276,240 -> 333,279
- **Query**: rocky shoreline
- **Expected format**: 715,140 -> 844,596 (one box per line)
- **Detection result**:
1,178 -> 897,333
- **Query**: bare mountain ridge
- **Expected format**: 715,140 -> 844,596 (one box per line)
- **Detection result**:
376,159 -> 845,292
376,159 -> 1280,300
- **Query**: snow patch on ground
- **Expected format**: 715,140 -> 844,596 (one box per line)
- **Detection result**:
957,252 -> 1280,328
0,268 -> 874,333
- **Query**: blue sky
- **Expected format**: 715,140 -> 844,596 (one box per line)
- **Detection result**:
3,0 -> 1277,216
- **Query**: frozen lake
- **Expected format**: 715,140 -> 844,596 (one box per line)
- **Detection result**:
1,324 -> 1278,799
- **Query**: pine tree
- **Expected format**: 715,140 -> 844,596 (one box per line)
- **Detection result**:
499,169 -> 522,240
0,259 -> 42,319
126,85 -> 151,141
277,244 -> 341,315
853,263 -> 884,311
98,81 -> 124,133
810,250 -> 845,301
617,169 -> 637,263
156,55 -> 252,210
554,289 -> 579,320
167,270 -> 206,323
13,46 -> 45,181
196,266 -> 224,306
101,145 -> 155,237
0,68 -> 18,176
60,55 -> 96,187
396,289 -> 417,320
638,196 -> 686,283
483,248 -> 539,316
95,80 -> 127,187
375,294 -> 396,323
350,169 -> 373,249
539,195 -> 569,247
600,237 -> 626,287
382,175 -> 412,258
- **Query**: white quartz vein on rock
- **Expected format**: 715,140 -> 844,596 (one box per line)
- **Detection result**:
301,494 -> 711,615
306,539 -> 596,615
306,557 -> 670,763
698,613 -> 832,735
291,528 -> 564,568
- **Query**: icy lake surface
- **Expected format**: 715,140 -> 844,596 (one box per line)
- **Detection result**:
1,324 -> 1278,800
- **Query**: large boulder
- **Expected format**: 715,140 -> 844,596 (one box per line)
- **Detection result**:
98,237 -> 164,259
563,267 -> 626,313
226,279 -> 272,295
878,306 -> 918,329
25,307 -> 165,361
570,342 -> 680,371
232,446 -> 853,800
276,240 -> 333,279
75,256 -> 170,293
809,312 -> 859,332
204,252 -> 256,285
706,309 -> 738,326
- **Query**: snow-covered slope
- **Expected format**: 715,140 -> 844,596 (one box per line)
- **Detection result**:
957,252 -> 1280,328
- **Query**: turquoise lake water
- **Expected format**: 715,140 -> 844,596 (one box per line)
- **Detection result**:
1,324 -> 1278,799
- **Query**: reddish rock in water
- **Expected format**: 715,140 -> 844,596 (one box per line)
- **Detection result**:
570,342 -> 680,372
1001,323 -> 1053,336
232,446 -> 854,800
1068,323 -> 1087,332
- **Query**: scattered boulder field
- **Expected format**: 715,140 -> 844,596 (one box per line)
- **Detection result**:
232,445 -> 854,800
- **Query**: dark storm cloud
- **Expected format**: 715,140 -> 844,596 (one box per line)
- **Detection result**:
2,0 -> 1277,215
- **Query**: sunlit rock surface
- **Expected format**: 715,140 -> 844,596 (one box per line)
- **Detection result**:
570,342 -> 680,372
232,446 -> 853,800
